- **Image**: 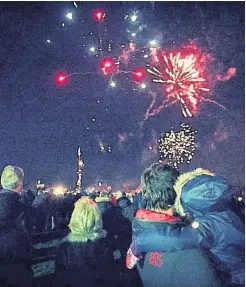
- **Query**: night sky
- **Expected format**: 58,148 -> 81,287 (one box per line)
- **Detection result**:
0,1 -> 244,190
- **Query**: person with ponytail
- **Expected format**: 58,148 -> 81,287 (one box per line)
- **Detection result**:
54,197 -> 116,287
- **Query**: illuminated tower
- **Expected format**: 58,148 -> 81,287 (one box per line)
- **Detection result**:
75,147 -> 84,192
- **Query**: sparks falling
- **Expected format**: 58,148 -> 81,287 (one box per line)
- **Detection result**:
158,123 -> 197,169
147,42 -> 214,118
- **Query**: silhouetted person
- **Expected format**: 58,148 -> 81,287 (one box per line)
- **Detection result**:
0,165 -> 32,286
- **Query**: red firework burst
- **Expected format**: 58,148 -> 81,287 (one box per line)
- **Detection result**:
147,42 -> 212,117
93,9 -> 105,22
100,57 -> 117,75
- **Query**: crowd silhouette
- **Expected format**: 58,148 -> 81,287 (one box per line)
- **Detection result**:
0,164 -> 244,287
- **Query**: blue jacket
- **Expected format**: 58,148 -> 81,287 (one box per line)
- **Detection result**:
132,169 -> 245,286
128,209 -> 223,287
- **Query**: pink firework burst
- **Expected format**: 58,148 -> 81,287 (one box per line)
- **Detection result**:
147,42 -> 214,118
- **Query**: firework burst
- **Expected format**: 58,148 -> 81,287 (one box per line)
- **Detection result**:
147,42 -> 218,118
158,123 -> 197,169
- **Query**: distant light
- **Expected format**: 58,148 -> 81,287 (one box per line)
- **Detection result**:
124,14 -> 129,20
46,39 -> 51,43
131,14 -> 137,22
131,33 -> 136,37
238,196 -> 243,202
73,1 -> 77,8
92,118 -> 96,122
143,54 -> 149,58
66,12 -> 73,20
53,185 -> 67,196
86,127 -> 90,130
110,81 -> 116,88
150,40 -> 157,46
61,23 -> 65,27
140,83 -> 147,89
90,46 -> 95,52
148,146 -> 153,150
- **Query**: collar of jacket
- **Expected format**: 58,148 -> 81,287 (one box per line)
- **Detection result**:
136,208 -> 182,223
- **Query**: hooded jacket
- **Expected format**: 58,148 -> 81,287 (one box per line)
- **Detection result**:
130,169 -> 245,287
127,208 -> 223,287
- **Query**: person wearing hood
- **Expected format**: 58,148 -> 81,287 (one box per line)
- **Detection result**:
128,167 -> 244,287
0,165 -> 32,286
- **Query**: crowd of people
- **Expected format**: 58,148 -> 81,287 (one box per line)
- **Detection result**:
0,164 -> 244,287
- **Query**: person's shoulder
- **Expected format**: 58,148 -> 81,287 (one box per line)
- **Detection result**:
205,211 -> 245,234
0,189 -> 20,198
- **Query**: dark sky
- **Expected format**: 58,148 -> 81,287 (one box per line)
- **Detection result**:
0,1 -> 244,189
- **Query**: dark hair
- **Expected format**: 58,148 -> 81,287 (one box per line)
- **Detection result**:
141,163 -> 179,211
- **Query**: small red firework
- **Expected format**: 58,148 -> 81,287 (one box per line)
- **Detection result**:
147,42 -> 212,118
55,72 -> 68,86
100,57 -> 116,75
93,9 -> 105,22
132,67 -> 146,82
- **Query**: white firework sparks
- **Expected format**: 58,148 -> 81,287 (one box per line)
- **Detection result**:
158,123 -> 197,168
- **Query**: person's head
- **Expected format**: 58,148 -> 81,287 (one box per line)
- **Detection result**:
68,197 -> 106,242
1,165 -> 24,192
141,163 -> 179,211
